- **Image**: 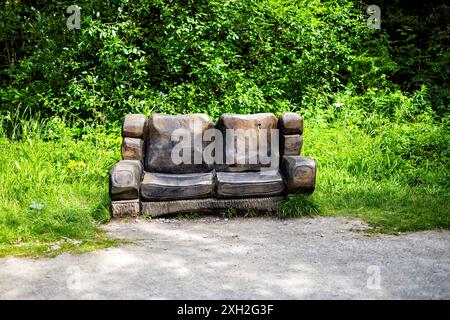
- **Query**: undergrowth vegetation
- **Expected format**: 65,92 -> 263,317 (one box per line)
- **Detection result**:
0,0 -> 448,256
0,119 -> 121,256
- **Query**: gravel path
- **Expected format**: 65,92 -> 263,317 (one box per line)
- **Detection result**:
0,216 -> 449,299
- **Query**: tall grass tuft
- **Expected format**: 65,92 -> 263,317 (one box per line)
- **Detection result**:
277,194 -> 321,219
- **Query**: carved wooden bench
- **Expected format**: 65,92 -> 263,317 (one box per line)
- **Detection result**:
110,113 -> 316,217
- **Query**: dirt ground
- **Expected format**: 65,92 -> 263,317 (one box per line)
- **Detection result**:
0,216 -> 449,299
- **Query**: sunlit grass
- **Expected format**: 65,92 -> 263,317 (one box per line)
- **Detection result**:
0,113 -> 448,257
302,119 -> 450,233
0,120 -> 121,257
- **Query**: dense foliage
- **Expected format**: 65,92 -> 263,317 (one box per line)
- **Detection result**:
0,0 -> 448,255
379,0 -> 449,115
1,0 -> 447,123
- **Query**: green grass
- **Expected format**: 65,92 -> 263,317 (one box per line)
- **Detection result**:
277,194 -> 320,219
176,212 -> 202,220
272,110 -> 449,231
302,118 -> 450,233
0,113 -> 448,257
0,236 -> 123,258
0,120 -> 122,257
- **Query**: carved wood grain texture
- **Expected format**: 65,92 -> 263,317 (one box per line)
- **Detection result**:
141,196 -> 284,217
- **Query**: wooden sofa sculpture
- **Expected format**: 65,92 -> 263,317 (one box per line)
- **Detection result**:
110,113 -> 317,217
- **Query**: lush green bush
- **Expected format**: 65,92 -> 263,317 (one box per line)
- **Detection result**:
1,1 -> 447,122
374,0 -> 450,116
1,0 -> 395,123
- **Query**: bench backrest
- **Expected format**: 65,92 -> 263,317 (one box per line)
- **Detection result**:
121,112 -> 303,173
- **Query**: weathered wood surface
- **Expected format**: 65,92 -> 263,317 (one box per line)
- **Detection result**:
111,200 -> 140,218
281,134 -> 303,156
140,171 -> 214,200
111,113 -> 317,208
109,160 -> 143,200
121,137 -> 144,160
216,171 -> 284,198
217,113 -> 278,172
122,114 -> 147,138
145,113 -> 215,173
278,112 -> 303,135
281,156 -> 316,193
141,196 -> 284,217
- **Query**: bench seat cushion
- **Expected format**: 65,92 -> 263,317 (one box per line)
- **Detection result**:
140,171 -> 214,201
215,171 -> 285,198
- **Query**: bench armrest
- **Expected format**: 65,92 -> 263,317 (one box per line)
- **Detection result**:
121,114 -> 147,161
109,160 -> 143,200
278,112 -> 303,156
281,156 -> 317,194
